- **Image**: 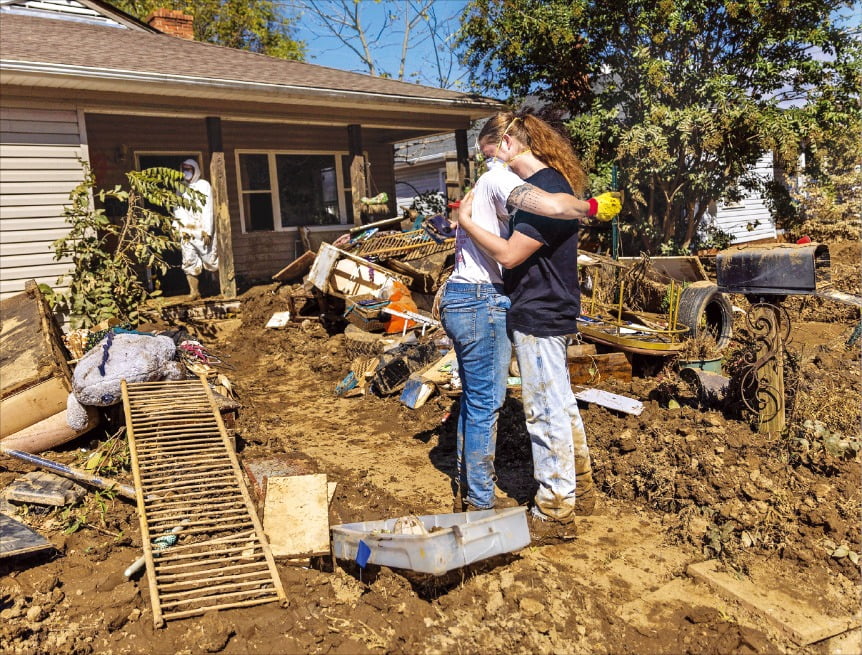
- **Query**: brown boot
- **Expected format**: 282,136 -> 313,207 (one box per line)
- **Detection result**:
186,274 -> 201,301
575,457 -> 596,516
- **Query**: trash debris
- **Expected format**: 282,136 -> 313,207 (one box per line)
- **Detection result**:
5,471 -> 87,506
265,311 -> 292,329
0,514 -> 52,560
124,519 -> 191,579
572,387 -> 644,415
370,342 -> 441,396
1,280 -> 82,444
123,377 -> 285,627
0,446 -> 137,500
240,456 -> 311,501
400,349 -> 457,409
67,332 -> 184,430
331,507 -> 530,576
263,474 -> 330,558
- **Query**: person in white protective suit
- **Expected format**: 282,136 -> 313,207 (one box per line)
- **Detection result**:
173,158 -> 218,300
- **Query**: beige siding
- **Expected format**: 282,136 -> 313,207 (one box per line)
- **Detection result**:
0,107 -> 85,300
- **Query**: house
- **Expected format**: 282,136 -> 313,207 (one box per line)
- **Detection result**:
0,0 -> 497,300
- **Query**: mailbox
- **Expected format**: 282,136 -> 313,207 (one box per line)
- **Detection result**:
716,243 -> 830,297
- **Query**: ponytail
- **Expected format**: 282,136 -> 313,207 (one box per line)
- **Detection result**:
477,111 -> 588,196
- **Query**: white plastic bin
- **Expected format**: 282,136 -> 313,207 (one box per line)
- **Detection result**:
330,507 -> 530,575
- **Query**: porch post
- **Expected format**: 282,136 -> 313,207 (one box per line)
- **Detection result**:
206,116 -> 236,299
445,129 -> 470,205
455,128 -> 469,193
347,124 -> 367,226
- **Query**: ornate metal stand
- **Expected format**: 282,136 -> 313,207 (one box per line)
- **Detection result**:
739,301 -> 791,433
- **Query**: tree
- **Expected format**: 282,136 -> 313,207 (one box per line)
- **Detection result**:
47,164 -> 200,328
284,0 -> 467,88
108,0 -> 305,59
458,0 -> 862,252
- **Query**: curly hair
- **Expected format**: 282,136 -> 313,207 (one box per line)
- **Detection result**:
478,111 -> 588,196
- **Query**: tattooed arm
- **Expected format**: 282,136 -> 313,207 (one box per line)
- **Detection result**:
456,189 -> 542,269
506,183 -> 592,219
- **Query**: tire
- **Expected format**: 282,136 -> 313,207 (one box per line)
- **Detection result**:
343,324 -> 386,359
676,281 -> 733,349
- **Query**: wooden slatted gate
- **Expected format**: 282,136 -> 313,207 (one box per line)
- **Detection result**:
121,378 -> 285,627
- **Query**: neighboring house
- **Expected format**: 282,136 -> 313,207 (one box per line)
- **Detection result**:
0,0 -> 495,299
702,152 -> 779,245
393,129 -> 480,216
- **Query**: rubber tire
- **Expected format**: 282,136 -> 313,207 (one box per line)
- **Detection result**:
676,281 -> 733,349
343,324 -> 386,359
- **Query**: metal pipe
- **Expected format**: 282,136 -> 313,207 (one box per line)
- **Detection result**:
0,445 -> 137,500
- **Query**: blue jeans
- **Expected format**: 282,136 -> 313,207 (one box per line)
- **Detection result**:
440,282 -> 512,509
512,330 -> 586,522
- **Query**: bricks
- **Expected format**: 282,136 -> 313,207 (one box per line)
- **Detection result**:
145,9 -> 194,40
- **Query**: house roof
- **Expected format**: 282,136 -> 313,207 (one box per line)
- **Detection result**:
0,12 -> 499,121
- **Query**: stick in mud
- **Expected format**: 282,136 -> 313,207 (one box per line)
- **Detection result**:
0,445 -> 137,500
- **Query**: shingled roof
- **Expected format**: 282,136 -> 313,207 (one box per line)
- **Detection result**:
0,12 -> 498,117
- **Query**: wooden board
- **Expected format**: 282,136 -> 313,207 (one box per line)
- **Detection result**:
0,513 -> 52,559
0,376 -> 70,438
0,282 -> 71,399
687,560 -> 860,646
568,352 -> 632,385
272,250 -> 316,282
263,474 -> 330,558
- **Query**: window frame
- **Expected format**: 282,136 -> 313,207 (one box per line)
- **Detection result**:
234,149 -> 349,234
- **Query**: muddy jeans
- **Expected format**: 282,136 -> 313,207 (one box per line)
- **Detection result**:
513,330 -> 588,522
440,282 -> 511,509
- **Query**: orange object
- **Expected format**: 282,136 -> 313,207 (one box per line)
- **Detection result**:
384,281 -> 419,333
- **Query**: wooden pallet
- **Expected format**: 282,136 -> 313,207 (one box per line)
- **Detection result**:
351,229 -> 454,262
121,378 -> 286,627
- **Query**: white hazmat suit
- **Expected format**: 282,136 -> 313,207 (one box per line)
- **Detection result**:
173,159 -> 218,287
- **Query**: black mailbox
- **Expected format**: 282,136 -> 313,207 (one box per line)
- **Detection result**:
716,243 -> 830,297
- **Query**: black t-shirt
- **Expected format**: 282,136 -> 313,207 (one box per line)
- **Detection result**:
504,167 -> 581,337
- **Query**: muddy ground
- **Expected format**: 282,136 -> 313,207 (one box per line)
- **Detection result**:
1,240 -> 860,655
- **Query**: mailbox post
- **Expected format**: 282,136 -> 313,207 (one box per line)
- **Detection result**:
716,243 -> 830,434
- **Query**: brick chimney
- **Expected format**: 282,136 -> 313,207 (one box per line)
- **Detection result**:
145,9 -> 194,40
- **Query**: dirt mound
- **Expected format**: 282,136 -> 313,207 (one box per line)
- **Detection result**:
2,241 -> 859,655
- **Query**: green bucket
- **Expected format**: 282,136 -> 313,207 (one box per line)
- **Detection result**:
677,357 -> 723,374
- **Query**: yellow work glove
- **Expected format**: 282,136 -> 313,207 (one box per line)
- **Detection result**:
587,191 -> 622,222
202,233 -> 212,248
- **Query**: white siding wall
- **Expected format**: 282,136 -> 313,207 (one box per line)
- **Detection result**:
394,164 -> 446,214
0,105 -> 86,299
707,153 -> 778,244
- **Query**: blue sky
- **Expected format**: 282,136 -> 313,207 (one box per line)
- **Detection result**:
284,1 -> 472,90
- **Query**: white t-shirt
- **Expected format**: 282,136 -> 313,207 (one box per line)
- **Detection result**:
449,165 -> 523,284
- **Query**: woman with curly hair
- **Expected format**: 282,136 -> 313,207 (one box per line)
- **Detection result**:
453,110 -> 619,539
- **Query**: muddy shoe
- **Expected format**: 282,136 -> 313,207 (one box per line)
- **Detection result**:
575,459 -> 596,516
528,508 -> 577,545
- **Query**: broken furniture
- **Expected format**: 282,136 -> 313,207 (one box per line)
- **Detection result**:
308,243 -> 413,300
122,377 -> 285,627
331,507 -> 530,576
1,281 -> 98,452
577,253 -> 734,355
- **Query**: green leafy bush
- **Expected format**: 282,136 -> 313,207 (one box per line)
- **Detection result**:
47,163 -> 202,328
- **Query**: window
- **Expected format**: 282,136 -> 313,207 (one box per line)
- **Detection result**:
237,151 -> 347,232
